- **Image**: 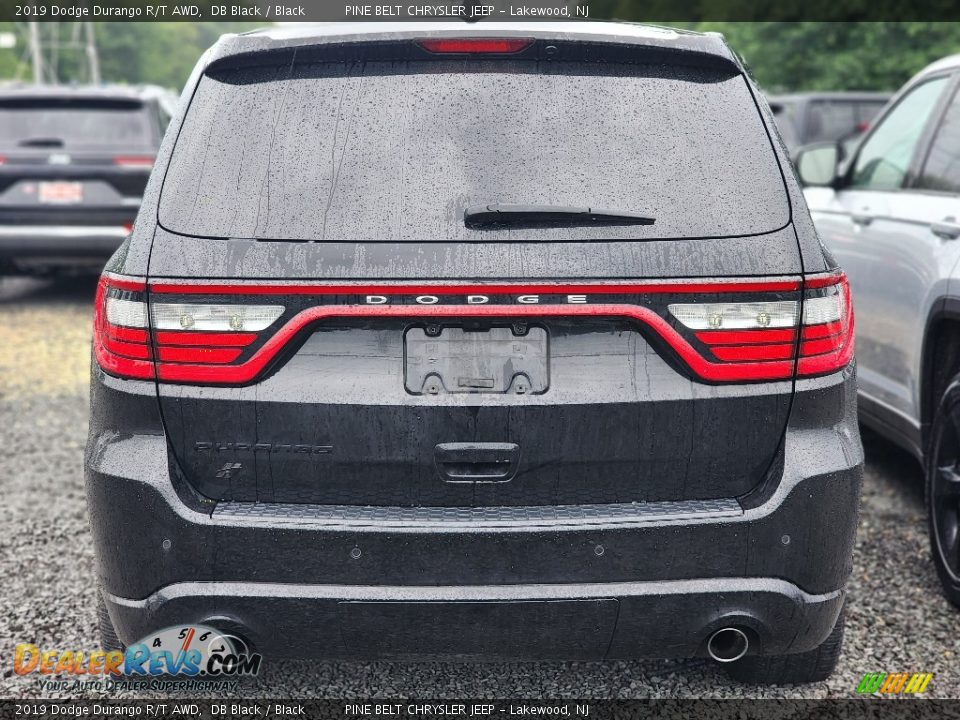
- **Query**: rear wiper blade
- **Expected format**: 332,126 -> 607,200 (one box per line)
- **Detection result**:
464,203 -> 655,229
18,137 -> 64,148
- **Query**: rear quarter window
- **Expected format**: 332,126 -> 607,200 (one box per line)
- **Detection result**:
159,56 -> 790,242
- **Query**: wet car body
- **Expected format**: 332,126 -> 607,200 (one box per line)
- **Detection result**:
86,22 -> 863,682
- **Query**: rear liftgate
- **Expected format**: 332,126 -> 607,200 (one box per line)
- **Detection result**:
94,273 -> 852,509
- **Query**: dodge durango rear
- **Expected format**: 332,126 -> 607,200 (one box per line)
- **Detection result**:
85,22 -> 863,685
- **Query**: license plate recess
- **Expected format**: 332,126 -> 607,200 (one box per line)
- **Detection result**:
404,326 -> 548,395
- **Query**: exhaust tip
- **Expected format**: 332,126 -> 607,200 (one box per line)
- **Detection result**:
199,615 -> 257,655
707,627 -> 749,663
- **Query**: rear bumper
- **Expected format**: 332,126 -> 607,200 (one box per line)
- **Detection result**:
86,367 -> 863,660
103,578 -> 843,661
0,224 -> 130,268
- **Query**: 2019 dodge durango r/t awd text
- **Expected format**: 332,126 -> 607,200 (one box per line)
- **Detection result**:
85,22 -> 863,685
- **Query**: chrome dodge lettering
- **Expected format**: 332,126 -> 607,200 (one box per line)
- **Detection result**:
361,294 -> 582,305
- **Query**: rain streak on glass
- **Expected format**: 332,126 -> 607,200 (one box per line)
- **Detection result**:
160,58 -> 789,242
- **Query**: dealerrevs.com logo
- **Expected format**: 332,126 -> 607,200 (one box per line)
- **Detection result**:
14,624 -> 262,691
856,672 -> 933,695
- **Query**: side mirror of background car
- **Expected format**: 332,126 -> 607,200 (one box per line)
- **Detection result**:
795,142 -> 842,187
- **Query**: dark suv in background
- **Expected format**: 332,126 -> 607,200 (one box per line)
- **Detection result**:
87,22 -> 862,685
0,84 -> 175,277
767,91 -> 890,154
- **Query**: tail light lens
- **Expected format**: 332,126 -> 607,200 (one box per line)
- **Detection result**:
94,277 -> 153,380
95,272 -> 852,386
416,38 -> 533,54
150,303 -> 283,332
797,273 -> 855,376
94,275 -> 285,382
112,155 -> 155,168
669,301 -> 799,330
668,272 -> 853,379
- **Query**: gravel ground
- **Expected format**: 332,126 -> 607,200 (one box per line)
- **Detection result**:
1,275 -> 958,700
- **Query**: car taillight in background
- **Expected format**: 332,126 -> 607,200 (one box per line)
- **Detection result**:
112,155 -> 154,168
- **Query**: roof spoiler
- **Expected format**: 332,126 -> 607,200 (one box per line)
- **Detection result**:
204,37 -> 742,77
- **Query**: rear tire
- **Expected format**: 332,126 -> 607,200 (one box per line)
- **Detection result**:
724,608 -> 844,685
926,379 -> 960,608
97,590 -> 124,651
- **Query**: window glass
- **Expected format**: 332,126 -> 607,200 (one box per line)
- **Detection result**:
0,98 -> 151,148
160,59 -> 789,242
856,101 -> 887,129
769,102 -> 801,148
157,104 -> 171,133
807,101 -> 857,144
852,78 -> 950,190
918,88 -> 960,193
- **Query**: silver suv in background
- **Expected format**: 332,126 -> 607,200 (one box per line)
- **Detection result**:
797,55 -> 960,608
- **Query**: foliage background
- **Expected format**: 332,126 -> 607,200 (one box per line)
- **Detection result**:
0,20 -> 956,94
687,22 -> 960,92
0,22 -> 256,90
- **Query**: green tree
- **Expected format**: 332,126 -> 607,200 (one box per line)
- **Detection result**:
94,22 -> 259,88
579,13 -> 960,92
699,22 -> 960,92
0,21 -> 260,90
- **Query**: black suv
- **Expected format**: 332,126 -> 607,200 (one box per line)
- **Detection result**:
86,23 -> 862,685
0,84 -> 174,276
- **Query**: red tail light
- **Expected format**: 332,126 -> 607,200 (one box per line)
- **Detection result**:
676,271 -> 853,379
796,273 -> 855,376
154,331 -> 258,347
112,155 -> 154,168
94,273 -> 852,386
416,38 -> 533,54
93,276 -> 154,380
94,274 -> 284,382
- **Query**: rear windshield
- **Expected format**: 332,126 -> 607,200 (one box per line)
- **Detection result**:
160,59 -> 789,242
0,98 -> 152,148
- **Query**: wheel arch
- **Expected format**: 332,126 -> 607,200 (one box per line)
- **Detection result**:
920,297 -> 960,457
